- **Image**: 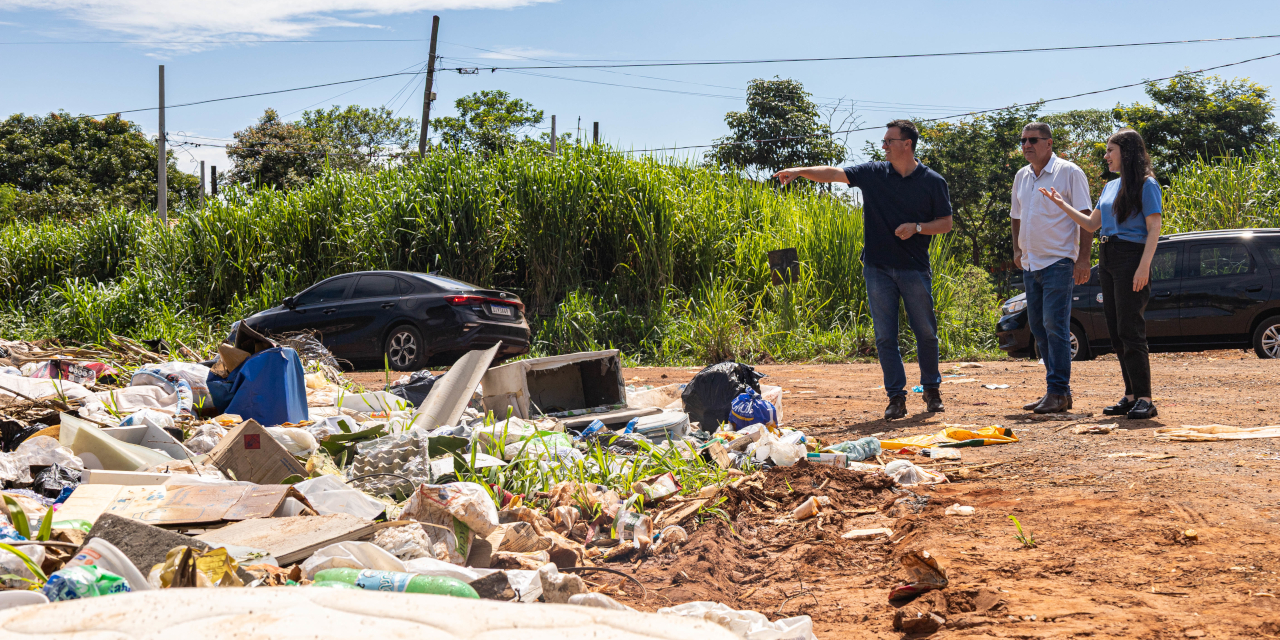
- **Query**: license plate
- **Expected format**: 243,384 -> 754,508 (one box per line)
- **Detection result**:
489,304 -> 513,317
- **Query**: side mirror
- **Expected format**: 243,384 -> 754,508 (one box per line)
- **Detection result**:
283,296 -> 297,309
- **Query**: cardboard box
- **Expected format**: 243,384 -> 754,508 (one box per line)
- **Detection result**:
206,419 -> 307,485
481,350 -> 625,420
59,482 -> 313,527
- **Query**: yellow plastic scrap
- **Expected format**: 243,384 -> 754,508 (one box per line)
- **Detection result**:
880,425 -> 1018,450
150,546 -> 244,588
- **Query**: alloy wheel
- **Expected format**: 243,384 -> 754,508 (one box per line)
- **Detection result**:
1069,332 -> 1079,360
1264,325 -> 1280,358
387,331 -> 418,369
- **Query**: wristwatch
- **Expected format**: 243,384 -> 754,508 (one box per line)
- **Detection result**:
915,223 -> 922,234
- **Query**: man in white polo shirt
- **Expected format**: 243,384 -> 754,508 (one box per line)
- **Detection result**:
1011,122 -> 1093,414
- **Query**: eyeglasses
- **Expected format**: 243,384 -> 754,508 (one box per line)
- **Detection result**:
1020,137 -> 1050,146
882,138 -> 910,144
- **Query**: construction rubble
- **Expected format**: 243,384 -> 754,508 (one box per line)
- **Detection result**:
0,333 -> 1023,638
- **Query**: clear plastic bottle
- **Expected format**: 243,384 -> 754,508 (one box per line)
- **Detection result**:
828,436 -> 881,461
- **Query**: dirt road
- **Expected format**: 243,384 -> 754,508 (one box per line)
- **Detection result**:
354,351 -> 1280,637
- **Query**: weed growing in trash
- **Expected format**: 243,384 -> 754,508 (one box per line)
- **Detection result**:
0,145 -> 1002,364
1008,515 -> 1038,549
0,543 -> 46,588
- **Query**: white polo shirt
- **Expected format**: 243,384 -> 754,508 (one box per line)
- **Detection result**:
1010,153 -> 1092,272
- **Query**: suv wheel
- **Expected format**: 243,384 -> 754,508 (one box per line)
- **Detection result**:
1253,316 -> 1280,359
385,325 -> 425,371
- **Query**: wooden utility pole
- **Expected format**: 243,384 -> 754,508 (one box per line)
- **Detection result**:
593,122 -> 599,145
157,65 -> 167,225
199,160 -> 206,207
211,166 -> 218,196
550,115 -> 556,154
417,15 -> 440,157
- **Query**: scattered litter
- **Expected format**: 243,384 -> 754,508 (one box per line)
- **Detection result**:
841,527 -> 892,540
889,550 -> 948,602
658,601 -> 817,640
1155,424 -> 1280,442
880,425 -> 1018,450
982,384 -> 1010,390
1073,424 -> 1116,435
944,504 -> 975,516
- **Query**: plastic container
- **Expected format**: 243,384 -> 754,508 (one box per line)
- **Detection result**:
805,452 -> 851,467
631,411 -> 690,444
792,496 -> 830,521
312,568 -> 479,598
42,566 -> 131,601
921,447 -> 961,460
828,437 -> 881,461
575,419 -> 607,441
63,538 -> 152,592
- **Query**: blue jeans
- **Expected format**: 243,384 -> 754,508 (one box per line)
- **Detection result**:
1024,258 -> 1075,395
864,264 -> 941,398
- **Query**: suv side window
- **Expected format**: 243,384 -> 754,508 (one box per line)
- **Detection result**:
351,274 -> 400,299
1260,241 -> 1280,268
295,277 -> 350,306
1190,244 -> 1252,277
1150,245 -> 1179,281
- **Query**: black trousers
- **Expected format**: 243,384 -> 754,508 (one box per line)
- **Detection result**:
1099,240 -> 1151,399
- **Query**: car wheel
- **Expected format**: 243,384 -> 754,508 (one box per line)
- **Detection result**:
1253,316 -> 1280,359
1071,323 -> 1094,361
384,325 -> 426,371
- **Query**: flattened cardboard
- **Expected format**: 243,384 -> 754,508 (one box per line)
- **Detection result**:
59,483 -> 311,527
195,514 -> 377,565
206,419 -> 307,485
410,343 -> 500,431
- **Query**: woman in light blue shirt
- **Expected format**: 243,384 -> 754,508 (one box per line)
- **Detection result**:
1040,128 -> 1162,419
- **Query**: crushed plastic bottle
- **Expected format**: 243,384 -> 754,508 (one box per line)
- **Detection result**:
312,568 -> 479,598
828,436 -> 881,461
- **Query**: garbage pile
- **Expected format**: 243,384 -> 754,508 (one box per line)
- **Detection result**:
0,332 -> 1022,637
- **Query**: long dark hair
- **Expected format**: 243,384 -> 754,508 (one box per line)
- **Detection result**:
1108,128 -> 1156,223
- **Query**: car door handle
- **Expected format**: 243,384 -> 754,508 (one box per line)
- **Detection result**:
381,302 -> 396,309
1154,291 -> 1172,298
1246,285 -> 1264,292
323,308 -> 338,315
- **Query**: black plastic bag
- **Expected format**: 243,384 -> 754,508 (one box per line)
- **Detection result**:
680,362 -> 765,432
31,464 -> 82,499
387,370 -> 441,407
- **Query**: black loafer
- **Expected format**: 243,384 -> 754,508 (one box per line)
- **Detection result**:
884,396 -> 908,420
1103,397 -> 1136,416
1126,398 -> 1158,419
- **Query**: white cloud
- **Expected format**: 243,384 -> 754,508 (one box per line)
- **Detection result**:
476,46 -> 571,60
0,1 -> 555,47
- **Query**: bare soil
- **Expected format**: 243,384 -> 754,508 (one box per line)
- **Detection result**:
356,351 -> 1280,638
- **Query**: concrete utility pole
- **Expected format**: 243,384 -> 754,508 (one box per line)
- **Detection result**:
157,64 -> 167,226
211,166 -> 218,196
417,15 -> 440,157
550,115 -> 556,154
199,161 -> 206,207
593,122 -> 599,145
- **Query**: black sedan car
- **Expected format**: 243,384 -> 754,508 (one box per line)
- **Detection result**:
997,228 -> 1280,360
241,271 -> 530,370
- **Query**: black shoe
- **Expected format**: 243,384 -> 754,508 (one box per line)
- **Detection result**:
923,388 -> 944,412
1033,393 -> 1072,414
884,396 -> 908,420
1103,397 -> 1137,416
1023,394 -> 1048,411
1127,399 -> 1158,419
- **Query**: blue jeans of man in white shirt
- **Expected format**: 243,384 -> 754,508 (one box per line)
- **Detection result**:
1023,258 -> 1074,395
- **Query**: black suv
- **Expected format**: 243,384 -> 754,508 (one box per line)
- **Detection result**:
997,229 -> 1280,360
242,271 -> 531,370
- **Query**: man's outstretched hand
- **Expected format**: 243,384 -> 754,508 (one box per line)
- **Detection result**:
773,168 -> 803,186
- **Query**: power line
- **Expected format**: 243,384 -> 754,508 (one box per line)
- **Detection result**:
436,33 -> 1280,71
626,49 -> 1280,154
0,38 -> 425,45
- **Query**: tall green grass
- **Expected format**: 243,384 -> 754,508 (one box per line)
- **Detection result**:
1164,140 -> 1280,234
0,145 -> 1001,365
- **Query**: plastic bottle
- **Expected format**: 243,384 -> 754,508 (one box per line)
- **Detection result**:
312,568 -> 479,598
828,436 -> 881,461
309,580 -> 360,589
792,496 -> 831,521
576,419 -> 607,441
63,538 -> 152,591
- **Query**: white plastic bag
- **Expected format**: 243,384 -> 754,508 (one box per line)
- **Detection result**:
0,545 -> 45,589
658,601 -> 817,640
399,482 -> 499,537
569,592 -> 635,611
885,459 -> 947,486
299,541 -> 405,579
760,385 -> 785,425
183,423 -> 228,455
293,475 -> 385,519
473,418 -> 534,450
401,555 -> 498,583
337,391 -> 411,414
265,427 -> 319,457
14,435 -> 84,471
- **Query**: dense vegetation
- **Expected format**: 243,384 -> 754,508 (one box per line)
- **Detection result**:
0,145 -> 1000,365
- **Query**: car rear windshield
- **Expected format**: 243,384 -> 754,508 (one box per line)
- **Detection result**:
413,274 -> 478,291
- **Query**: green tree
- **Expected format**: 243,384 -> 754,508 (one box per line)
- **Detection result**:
298,105 -> 418,171
1113,73 -> 1277,178
0,111 -> 198,219
707,78 -> 845,181
225,109 -> 324,190
1043,107 -> 1115,195
432,90 -> 544,155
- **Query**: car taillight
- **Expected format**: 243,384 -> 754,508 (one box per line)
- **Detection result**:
444,295 -> 525,312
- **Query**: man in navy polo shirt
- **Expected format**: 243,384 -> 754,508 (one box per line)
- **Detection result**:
775,119 -> 954,420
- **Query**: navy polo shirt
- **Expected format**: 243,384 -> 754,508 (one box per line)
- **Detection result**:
844,161 -> 953,271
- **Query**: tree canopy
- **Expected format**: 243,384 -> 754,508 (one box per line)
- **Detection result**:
1114,73 -> 1276,178
299,105 -> 417,171
707,78 -> 845,180
432,90 -> 545,155
0,111 -> 197,219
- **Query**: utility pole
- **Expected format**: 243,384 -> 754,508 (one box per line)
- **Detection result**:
593,122 -> 599,145
550,115 -> 556,154
417,15 -> 440,157
211,166 -> 218,196
199,160 -> 206,207
157,64 -> 167,226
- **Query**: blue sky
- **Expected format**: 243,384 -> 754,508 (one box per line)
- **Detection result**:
2,0 -> 1279,181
